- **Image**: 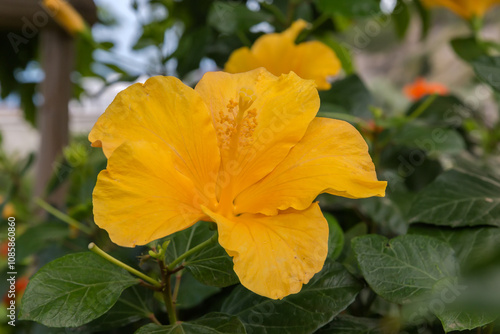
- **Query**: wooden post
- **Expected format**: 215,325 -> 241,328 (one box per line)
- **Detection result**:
0,0 -> 97,207
34,27 -> 75,206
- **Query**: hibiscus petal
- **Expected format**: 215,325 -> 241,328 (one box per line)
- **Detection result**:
421,0 -> 500,18
202,203 -> 328,299
235,118 -> 387,215
292,41 -> 341,90
246,31 -> 296,77
89,76 -> 220,206
224,20 -> 340,90
93,141 -> 205,247
224,47 -> 261,74
195,69 -> 319,206
225,20 -> 306,78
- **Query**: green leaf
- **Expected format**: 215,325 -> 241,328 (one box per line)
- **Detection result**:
174,27 -> 214,78
408,168 -> 500,227
392,0 -> 410,40
413,0 -> 430,39
132,17 -> 174,51
19,252 -> 139,327
404,95 -> 471,128
175,271 -> 220,309
81,286 -> 155,331
101,62 -> 131,76
135,313 -> 247,334
392,123 -> 466,155
19,82 -> 37,126
207,1 -> 271,35
472,56 -> 500,93
319,75 -> 373,119
293,2 -> 314,22
357,195 -> 410,236
99,41 -> 115,50
353,234 -> 459,304
450,37 -> 486,62
431,277 -> 498,332
316,315 -> 383,333
221,260 -> 362,334
317,34 -> 355,74
16,222 -> 69,262
325,213 -> 344,261
400,275 -> 498,332
408,226 -> 500,331
409,225 -> 500,272
436,308 -> 497,333
164,222 -> 238,287
184,241 -> 238,288
45,156 -> 74,196
316,0 -> 380,17
338,223 -> 367,276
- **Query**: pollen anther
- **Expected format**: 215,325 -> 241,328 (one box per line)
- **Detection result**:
215,89 -> 258,150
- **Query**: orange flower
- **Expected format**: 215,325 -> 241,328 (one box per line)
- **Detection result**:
89,69 -> 386,299
225,20 -> 341,90
0,196 -> 15,219
404,77 -> 449,101
42,0 -> 86,35
421,0 -> 500,18
3,277 -> 29,306
0,241 -> 8,258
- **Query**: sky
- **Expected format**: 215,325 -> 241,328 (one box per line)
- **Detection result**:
93,0 -> 162,75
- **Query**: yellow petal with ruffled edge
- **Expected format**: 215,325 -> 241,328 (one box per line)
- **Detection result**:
89,76 -> 220,208
202,203 -> 328,300
195,69 -> 319,211
292,41 -> 341,90
224,20 -> 340,90
235,118 -> 386,216
93,141 -> 205,247
224,47 -> 261,74
244,20 -> 305,76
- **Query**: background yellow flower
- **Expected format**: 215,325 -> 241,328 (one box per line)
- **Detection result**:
0,196 -> 15,219
42,0 -> 86,35
224,20 -> 341,90
421,0 -> 500,18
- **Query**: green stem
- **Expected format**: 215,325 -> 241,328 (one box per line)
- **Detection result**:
407,94 -> 438,121
167,232 -> 218,271
296,14 -> 329,43
158,260 -> 177,324
483,323 -> 494,334
469,15 -> 483,40
172,270 -> 184,304
88,243 -> 161,288
236,31 -> 252,48
482,40 -> 500,53
36,198 -> 93,235
163,277 -> 177,324
148,313 -> 162,326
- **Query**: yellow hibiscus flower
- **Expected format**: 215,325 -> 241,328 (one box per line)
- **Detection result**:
42,0 -> 86,35
421,0 -> 500,18
224,20 -> 341,90
89,68 -> 386,299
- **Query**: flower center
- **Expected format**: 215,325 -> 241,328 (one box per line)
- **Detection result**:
215,88 -> 258,152
214,88 -> 258,215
